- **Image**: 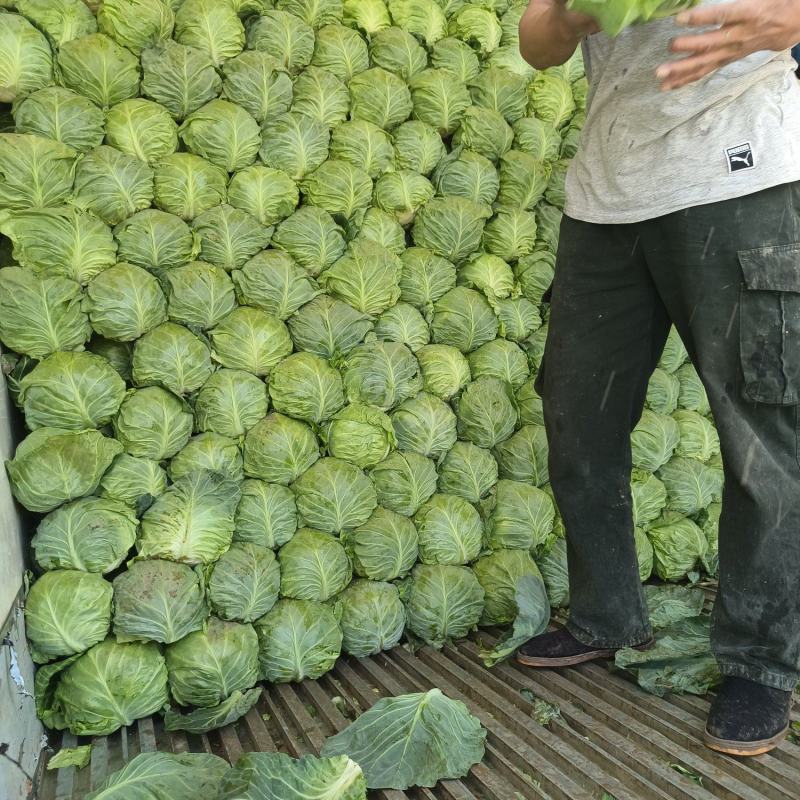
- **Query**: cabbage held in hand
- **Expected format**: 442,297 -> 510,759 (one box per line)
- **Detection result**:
568,0 -> 700,36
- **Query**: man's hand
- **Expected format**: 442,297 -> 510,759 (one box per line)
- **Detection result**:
657,0 -> 800,91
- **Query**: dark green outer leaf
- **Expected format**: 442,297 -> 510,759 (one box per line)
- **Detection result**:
164,688 -> 262,734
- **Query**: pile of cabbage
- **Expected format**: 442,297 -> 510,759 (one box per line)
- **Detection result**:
0,0 -> 720,738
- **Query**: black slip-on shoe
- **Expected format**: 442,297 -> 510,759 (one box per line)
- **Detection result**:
704,677 -> 792,757
516,627 -> 654,668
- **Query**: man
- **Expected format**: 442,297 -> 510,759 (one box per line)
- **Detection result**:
516,0 -> 800,757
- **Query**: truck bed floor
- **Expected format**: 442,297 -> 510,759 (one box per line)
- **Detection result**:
38,630 -> 800,800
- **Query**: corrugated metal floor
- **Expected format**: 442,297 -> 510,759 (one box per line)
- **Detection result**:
38,629 -> 800,800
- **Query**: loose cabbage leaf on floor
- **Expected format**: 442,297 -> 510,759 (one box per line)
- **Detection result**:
321,688 -> 486,790
643,584 -> 705,630
615,614 -> 721,696
46,745 -> 92,770
480,573 -> 550,667
163,687 -> 262,734
83,752 -> 230,800
219,752 -> 366,800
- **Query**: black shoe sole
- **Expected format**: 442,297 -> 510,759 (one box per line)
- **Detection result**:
516,649 -> 618,667
516,638 -> 655,669
703,724 -> 790,757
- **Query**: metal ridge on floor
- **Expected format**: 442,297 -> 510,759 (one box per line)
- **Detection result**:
39,629 -> 800,800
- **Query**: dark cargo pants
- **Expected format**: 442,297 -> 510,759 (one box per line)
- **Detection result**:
538,182 -> 800,691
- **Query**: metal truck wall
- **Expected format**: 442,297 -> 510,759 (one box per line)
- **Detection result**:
0,363 -> 43,800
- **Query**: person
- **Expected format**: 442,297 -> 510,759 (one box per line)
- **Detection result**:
516,0 -> 800,757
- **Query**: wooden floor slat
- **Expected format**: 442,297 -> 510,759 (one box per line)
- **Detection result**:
38,638 -> 800,799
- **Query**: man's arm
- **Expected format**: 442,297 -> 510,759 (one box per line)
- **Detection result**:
519,0 -> 600,70
658,0 -> 800,90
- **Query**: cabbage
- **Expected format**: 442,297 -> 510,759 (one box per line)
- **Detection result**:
272,207 -> 346,276
374,302 -> 431,352
567,0 -> 698,36
336,580 -> 405,657
468,339 -> 530,387
0,133 -> 77,209
13,88 -> 103,153
166,617 -> 259,707
132,322 -> 213,396
647,512 -> 708,582
222,52 -> 293,124
431,37 -> 481,83
112,559 -> 208,644
343,340 -> 422,410
473,549 -> 543,625
25,571 -> 112,663
18,351 -> 126,431
165,262 -> 237,329
7,428 -> 122,513
209,543 -> 281,623
97,0 -> 172,55
486,479 -> 555,550
141,40 -> 222,120
349,67 -> 412,130
278,528 -> 352,601
0,207 -> 116,285
227,166 -> 299,226
209,307 -> 293,376
456,376 -> 518,449
393,121 -> 446,175
347,507 -> 419,581
0,14 -> 53,102
291,457 -> 377,532
414,493 -> 483,566
402,564 -> 484,648
232,251 -> 318,319
437,441 -> 497,503
35,639 -> 168,736
369,451 -> 438,516
234,479 -> 298,550
255,598 -> 342,682
32,496 -> 137,573
326,403 -> 395,468
169,433 -> 244,482
137,471 -> 241,564
0,268 -> 90,359
114,209 -> 199,272
391,392 -> 457,459
313,24 -> 370,81
292,66 -> 350,128
243,413 -> 320,485
58,33 -> 140,108
180,100 -> 261,172
493,424 -> 549,486
113,386 -> 194,461
417,345 -> 470,401
192,204 -> 273,271
195,369 -> 268,438
174,0 -> 244,65
153,154 -> 227,221
73,146 -> 154,225
99,453 -> 167,508
370,26 -> 427,80
431,287 -> 499,352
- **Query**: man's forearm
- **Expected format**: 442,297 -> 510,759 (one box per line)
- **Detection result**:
519,1 -> 599,70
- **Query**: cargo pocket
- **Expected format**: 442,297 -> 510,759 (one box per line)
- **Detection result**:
738,243 -> 800,405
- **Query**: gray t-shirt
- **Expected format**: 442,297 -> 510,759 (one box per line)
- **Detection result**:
565,0 -> 800,224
